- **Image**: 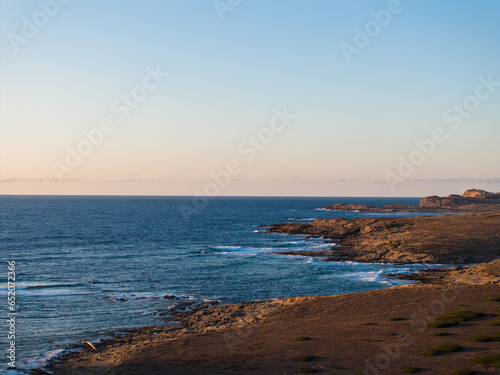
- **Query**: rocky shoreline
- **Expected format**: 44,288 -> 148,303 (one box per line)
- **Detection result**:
46,189 -> 500,375
268,212 -> 500,264
268,190 -> 500,264
394,259 -> 500,285
47,282 -> 500,375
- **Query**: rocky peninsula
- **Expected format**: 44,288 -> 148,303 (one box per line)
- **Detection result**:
268,189 -> 500,264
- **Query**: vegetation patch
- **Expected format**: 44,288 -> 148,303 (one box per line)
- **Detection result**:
469,333 -> 500,342
481,296 -> 500,302
430,332 -> 451,336
401,366 -> 421,373
485,320 -> 500,326
438,311 -> 485,322
427,321 -> 458,328
434,344 -> 464,353
389,317 -> 406,321
292,355 -> 316,362
452,370 -> 476,375
473,353 -> 500,367
361,322 -> 376,326
422,348 -> 440,356
426,311 -> 485,328
422,344 -> 463,356
294,336 -> 312,341
469,335 -> 492,342
299,368 -> 318,374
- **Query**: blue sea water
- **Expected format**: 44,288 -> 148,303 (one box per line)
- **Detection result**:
0,196 -> 450,372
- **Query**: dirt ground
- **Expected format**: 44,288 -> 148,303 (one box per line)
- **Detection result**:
49,282 -> 500,375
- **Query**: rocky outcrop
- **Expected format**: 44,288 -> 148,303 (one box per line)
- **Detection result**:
419,190 -> 500,211
397,259 -> 500,285
418,195 -> 459,208
462,188 -> 500,199
267,212 -> 500,264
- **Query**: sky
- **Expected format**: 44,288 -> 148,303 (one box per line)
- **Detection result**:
1,0 -> 499,197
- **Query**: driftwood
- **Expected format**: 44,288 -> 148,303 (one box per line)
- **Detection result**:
84,339 -> 96,351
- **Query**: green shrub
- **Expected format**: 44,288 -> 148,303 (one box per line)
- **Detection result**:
469,335 -> 492,342
452,370 -> 476,375
430,332 -> 451,336
481,296 -> 500,301
401,366 -> 421,373
292,355 -> 315,362
294,336 -> 312,341
473,353 -> 500,368
469,332 -> 500,342
437,311 -> 485,322
422,344 -> 463,356
435,344 -> 464,353
485,320 -> 500,326
299,368 -> 318,373
427,321 -> 459,328
422,348 -> 440,356
427,311 -> 485,328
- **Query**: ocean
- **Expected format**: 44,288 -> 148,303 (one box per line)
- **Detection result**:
0,196 -> 450,373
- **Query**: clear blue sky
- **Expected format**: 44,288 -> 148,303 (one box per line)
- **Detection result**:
1,0 -> 499,196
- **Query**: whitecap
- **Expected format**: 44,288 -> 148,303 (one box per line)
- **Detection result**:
211,245 -> 242,250
20,348 -> 65,371
338,270 -> 384,282
212,246 -> 272,252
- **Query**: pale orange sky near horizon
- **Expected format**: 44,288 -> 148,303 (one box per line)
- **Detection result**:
1,1 -> 499,197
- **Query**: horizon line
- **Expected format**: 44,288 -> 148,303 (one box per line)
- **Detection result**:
0,193 -> 424,198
